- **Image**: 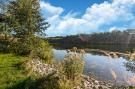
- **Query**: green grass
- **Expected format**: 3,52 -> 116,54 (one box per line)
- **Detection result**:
0,53 -> 29,89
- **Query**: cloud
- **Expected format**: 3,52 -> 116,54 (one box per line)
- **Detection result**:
113,0 -> 135,5
83,0 -> 135,27
40,0 -> 135,37
109,26 -> 127,32
40,1 -> 64,17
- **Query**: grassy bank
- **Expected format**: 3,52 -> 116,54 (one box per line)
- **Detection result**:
0,53 -> 29,89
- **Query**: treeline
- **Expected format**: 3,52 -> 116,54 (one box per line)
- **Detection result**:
47,29 -> 135,52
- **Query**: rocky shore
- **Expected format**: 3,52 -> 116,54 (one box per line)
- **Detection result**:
24,59 -> 133,89
25,58 -> 56,76
75,75 -> 112,89
75,75 -> 131,89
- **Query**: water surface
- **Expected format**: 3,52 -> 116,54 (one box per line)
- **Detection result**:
53,49 -> 135,85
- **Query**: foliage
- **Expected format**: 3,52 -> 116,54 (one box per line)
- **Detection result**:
0,0 -> 11,35
0,0 -> 12,53
60,48 -> 85,85
10,37 -> 31,55
7,0 -> 49,37
58,79 -> 73,89
0,39 -> 10,53
30,37 -> 53,63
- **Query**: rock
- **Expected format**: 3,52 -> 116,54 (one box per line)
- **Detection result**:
94,80 -> 99,85
25,59 -> 56,76
75,74 -> 114,89
93,86 -> 98,89
98,86 -> 103,89
84,82 -> 88,88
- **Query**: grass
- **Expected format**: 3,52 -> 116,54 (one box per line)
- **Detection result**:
0,53 -> 29,89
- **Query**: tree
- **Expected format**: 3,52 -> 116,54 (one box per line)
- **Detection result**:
7,0 -> 49,38
0,0 -> 11,40
6,0 -> 50,55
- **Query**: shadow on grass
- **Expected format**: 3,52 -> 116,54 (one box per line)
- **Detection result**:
8,72 -> 60,89
12,60 -> 29,70
7,77 -> 32,89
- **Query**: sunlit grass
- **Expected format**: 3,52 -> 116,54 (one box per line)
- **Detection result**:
0,53 -> 29,89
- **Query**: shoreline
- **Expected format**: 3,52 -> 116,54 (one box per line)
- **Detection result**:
25,59 -> 134,89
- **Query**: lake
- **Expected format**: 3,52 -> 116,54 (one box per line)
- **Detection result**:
53,49 -> 135,85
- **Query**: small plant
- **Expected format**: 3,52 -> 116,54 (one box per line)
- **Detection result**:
129,48 -> 135,60
72,47 -> 77,52
61,47 -> 85,85
58,78 -> 74,89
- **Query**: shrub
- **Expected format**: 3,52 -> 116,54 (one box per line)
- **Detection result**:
60,48 -> 85,85
0,40 -> 10,53
10,38 -> 31,55
30,37 -> 54,64
10,36 -> 54,64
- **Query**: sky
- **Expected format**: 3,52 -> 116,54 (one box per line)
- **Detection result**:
40,0 -> 135,37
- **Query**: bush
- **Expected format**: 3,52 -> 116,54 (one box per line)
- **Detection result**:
10,38 -> 31,55
60,48 -> 85,85
0,40 -> 10,53
10,36 -> 54,64
30,37 -> 53,64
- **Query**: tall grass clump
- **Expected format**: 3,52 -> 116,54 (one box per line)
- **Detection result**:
60,47 -> 85,86
129,48 -> 135,60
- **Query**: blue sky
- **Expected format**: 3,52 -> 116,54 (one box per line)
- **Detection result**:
42,0 -> 108,17
40,0 -> 135,37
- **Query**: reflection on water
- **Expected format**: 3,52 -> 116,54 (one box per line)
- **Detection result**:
124,61 -> 135,73
88,44 -> 135,53
53,49 -> 135,85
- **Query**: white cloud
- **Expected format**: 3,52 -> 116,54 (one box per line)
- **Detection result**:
40,0 -> 135,36
113,0 -> 135,5
40,1 -> 64,17
83,0 -> 135,26
109,26 -> 127,32
109,27 -> 117,32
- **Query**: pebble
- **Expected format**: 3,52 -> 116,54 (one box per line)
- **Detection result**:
25,59 -> 55,76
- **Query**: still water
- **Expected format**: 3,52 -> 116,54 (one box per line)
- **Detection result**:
53,49 -> 135,85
